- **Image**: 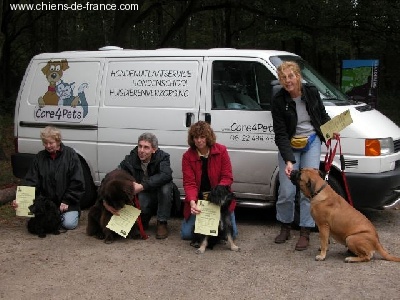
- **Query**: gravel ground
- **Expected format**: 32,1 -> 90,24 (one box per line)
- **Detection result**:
0,206 -> 399,300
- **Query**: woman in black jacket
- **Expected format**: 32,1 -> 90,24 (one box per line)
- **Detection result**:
12,126 -> 85,230
271,61 -> 331,250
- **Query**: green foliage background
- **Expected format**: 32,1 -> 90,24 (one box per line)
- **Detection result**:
1,0 -> 400,115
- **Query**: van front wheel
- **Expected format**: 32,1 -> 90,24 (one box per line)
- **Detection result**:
80,163 -> 97,209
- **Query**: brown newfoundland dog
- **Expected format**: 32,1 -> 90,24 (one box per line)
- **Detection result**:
86,169 -> 139,243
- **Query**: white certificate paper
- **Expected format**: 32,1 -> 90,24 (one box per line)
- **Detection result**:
15,186 -> 35,217
106,205 -> 141,238
194,200 -> 221,236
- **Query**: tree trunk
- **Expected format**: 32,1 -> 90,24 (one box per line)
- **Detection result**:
0,186 -> 16,205
0,146 -> 6,160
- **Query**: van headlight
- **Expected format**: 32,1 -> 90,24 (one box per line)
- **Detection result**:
365,138 -> 394,156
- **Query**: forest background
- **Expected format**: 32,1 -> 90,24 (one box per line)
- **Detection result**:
1,0 -> 400,166
1,0 -> 400,113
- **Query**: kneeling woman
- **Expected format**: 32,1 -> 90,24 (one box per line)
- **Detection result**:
12,126 -> 85,230
180,121 -> 238,240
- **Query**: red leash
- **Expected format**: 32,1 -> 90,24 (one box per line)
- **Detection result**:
132,195 -> 149,240
324,136 -> 354,206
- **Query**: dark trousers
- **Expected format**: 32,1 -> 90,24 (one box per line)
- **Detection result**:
137,182 -> 173,222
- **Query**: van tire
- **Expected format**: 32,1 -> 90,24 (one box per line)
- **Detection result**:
80,162 -> 97,210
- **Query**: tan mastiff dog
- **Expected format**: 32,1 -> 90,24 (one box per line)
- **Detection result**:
290,168 -> 400,263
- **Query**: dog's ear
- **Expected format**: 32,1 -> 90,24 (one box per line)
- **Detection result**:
28,203 -> 36,214
60,59 -> 69,71
102,179 -> 134,209
309,177 -> 317,196
209,185 -> 232,206
121,179 -> 135,199
41,61 -> 51,75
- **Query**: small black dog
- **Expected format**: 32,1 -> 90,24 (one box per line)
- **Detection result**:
191,185 -> 240,254
27,196 -> 62,238
86,169 -> 139,243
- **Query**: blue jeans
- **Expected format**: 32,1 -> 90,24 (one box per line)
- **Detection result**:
62,211 -> 79,230
276,135 -> 321,228
137,182 -> 172,222
180,212 -> 238,240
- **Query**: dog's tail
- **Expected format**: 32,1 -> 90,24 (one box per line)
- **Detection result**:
376,243 -> 400,262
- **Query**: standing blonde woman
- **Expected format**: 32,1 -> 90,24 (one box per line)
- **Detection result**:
12,126 -> 85,230
271,61 -> 331,250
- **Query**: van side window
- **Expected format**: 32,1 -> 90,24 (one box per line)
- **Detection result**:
212,61 -> 276,110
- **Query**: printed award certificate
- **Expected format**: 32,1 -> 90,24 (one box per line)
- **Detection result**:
106,205 -> 141,238
320,109 -> 353,140
15,186 -> 35,217
194,200 -> 220,236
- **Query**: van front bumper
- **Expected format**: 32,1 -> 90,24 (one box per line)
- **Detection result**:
346,164 -> 400,209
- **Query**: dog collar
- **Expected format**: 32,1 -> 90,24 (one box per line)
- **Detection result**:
311,182 -> 328,198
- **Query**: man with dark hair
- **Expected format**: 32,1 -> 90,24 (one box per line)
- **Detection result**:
104,132 -> 173,239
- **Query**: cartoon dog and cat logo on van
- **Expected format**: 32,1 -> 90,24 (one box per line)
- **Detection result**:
34,59 -> 89,122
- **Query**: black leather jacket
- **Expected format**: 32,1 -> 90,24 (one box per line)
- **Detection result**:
272,83 -> 331,164
119,146 -> 173,191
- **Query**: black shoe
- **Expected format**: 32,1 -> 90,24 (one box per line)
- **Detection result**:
140,214 -> 151,230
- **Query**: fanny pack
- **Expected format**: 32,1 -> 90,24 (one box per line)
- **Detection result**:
290,133 -> 317,152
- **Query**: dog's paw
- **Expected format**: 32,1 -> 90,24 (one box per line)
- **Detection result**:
344,257 -> 353,263
230,245 -> 240,252
344,256 -> 365,263
195,248 -> 206,254
96,233 -> 105,240
315,254 -> 326,261
104,238 -> 114,244
38,233 -> 46,238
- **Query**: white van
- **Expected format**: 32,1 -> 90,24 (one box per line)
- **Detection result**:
12,47 -> 400,209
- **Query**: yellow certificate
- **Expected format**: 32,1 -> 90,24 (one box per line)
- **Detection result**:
194,200 -> 221,236
106,205 -> 141,238
320,109 -> 353,140
15,186 -> 35,217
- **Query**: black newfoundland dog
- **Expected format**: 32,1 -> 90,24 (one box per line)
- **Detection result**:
27,196 -> 62,238
86,169 -> 140,243
191,185 -> 240,254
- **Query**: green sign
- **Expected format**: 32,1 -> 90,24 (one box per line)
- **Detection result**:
341,60 -> 379,107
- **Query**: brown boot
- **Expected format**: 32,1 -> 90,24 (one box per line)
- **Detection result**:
274,223 -> 291,244
156,221 -> 168,239
295,227 -> 311,251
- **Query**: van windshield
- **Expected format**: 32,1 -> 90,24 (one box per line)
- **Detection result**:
270,55 -> 350,105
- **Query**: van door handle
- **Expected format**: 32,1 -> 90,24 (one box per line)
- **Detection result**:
205,113 -> 211,124
186,113 -> 194,127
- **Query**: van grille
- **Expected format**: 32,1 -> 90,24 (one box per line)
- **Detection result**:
344,159 -> 358,169
394,139 -> 400,153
